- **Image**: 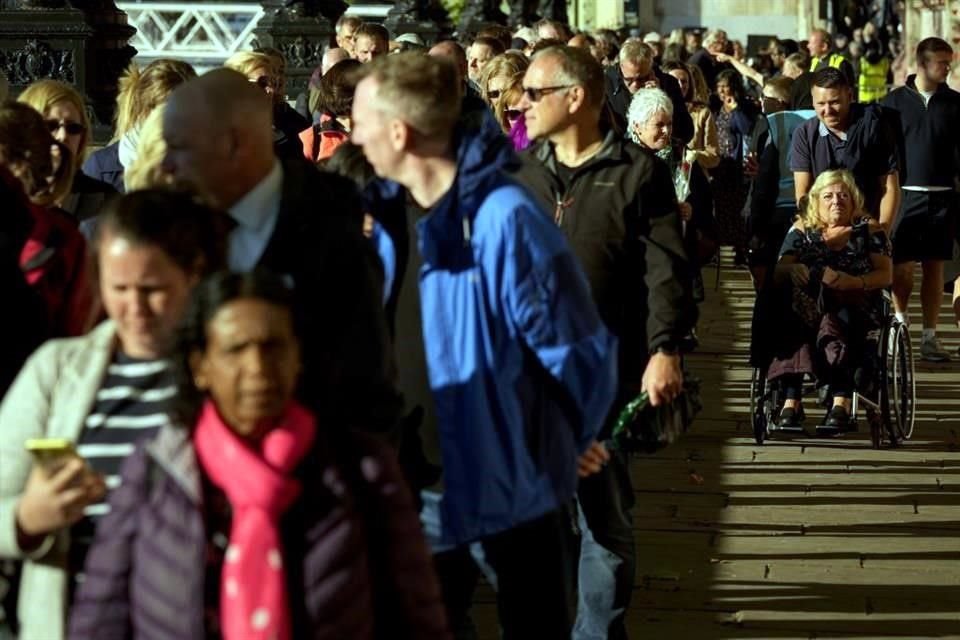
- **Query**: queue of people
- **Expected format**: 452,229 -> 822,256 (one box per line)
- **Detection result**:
0,7 -> 956,640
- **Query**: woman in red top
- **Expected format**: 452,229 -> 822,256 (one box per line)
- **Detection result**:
0,102 -> 93,337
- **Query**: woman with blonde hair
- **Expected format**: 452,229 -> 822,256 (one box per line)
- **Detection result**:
478,52 -> 529,107
766,170 -> 893,434
225,50 -> 308,159
82,59 -> 196,192
18,79 -> 116,221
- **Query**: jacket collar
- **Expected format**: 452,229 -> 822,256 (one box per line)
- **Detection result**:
63,320 -> 116,383
905,74 -> 949,96
532,128 -> 627,178
146,425 -> 202,504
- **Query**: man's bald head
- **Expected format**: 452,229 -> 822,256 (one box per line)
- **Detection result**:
162,68 -> 275,208
322,47 -> 350,75
429,40 -> 468,85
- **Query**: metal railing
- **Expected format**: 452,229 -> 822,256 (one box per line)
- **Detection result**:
117,2 -> 265,65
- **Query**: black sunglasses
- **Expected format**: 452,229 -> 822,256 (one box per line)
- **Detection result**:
487,89 -> 502,101
522,85 -> 573,102
46,120 -> 85,136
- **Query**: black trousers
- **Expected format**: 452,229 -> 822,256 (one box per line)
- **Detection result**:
577,448 -> 637,640
433,507 -> 578,640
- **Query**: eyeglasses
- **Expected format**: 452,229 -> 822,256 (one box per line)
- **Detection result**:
522,85 -> 573,102
505,109 -> 523,121
487,89 -> 502,101
46,120 -> 85,136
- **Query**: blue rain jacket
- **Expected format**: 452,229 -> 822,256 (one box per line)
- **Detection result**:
368,119 -> 618,547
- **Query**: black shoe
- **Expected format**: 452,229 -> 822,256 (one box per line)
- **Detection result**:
817,405 -> 852,436
774,407 -> 807,434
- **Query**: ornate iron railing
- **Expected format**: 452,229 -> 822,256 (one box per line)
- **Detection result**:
116,2 -> 265,64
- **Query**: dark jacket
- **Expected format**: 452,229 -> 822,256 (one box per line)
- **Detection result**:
66,171 -> 117,223
81,143 -> 124,193
514,132 -> 694,394
689,48 -> 731,92
882,75 -> 960,188
0,168 -> 46,395
69,425 -> 450,640
261,156 -> 402,433
604,65 -> 694,144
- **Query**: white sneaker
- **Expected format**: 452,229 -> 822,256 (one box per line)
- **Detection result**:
921,335 -> 951,362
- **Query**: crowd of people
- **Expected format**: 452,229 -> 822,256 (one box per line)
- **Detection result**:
0,5 -> 957,639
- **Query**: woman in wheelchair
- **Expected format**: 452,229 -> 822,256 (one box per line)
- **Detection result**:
768,170 -> 893,434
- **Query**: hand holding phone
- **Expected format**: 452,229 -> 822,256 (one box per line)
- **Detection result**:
17,441 -> 106,542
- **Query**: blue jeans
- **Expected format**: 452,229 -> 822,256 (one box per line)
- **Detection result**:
574,449 -> 636,640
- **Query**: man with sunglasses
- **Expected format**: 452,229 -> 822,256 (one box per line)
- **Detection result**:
604,39 -> 693,143
515,45 -> 693,640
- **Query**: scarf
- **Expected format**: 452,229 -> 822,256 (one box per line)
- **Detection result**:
193,400 -> 317,640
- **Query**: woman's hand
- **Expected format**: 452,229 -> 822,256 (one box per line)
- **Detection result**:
713,52 -> 731,63
678,202 -> 693,222
821,267 -> 856,290
16,459 -> 106,541
788,263 -> 810,287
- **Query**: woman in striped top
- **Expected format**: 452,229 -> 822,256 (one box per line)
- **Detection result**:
0,189 -> 226,640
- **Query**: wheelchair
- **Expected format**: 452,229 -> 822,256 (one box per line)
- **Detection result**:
749,294 -> 916,449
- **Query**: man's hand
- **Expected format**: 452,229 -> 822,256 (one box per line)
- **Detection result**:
577,441 -> 610,478
678,201 -> 693,222
642,352 -> 683,407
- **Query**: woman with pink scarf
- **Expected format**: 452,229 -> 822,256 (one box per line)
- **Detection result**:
69,270 -> 449,640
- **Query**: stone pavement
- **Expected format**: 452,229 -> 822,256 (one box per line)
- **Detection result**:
474,251 -> 960,639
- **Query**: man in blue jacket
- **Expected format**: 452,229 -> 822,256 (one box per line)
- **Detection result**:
353,52 -> 618,638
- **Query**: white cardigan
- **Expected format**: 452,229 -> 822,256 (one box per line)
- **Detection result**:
0,321 -> 117,640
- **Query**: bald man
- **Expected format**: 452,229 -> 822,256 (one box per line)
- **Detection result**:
162,68 -> 401,431
428,40 -> 490,127
322,47 -> 350,75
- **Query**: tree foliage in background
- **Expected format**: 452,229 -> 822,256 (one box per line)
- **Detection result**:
440,0 -> 466,22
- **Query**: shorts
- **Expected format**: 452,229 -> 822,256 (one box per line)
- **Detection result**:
892,190 -> 957,264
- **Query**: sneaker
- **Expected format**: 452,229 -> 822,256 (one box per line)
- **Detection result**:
921,335 -> 951,362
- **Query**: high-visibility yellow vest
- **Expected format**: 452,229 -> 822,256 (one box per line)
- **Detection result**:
810,53 -> 847,72
858,57 -> 890,103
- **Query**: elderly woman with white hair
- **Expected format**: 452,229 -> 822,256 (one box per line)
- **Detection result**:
628,87 -> 717,302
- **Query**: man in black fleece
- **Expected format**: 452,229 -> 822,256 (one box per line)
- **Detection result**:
883,37 -> 960,361
514,44 -> 693,640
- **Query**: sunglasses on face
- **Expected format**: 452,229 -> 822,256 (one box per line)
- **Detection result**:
47,120 -> 85,136
622,72 -> 655,86
522,85 -> 573,102
487,89 -> 502,101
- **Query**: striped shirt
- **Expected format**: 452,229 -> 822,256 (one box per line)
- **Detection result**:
69,352 -> 174,590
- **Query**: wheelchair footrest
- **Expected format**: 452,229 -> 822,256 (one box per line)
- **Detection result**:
815,420 -> 858,437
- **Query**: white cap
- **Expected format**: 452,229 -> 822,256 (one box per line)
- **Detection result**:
643,31 -> 662,44
394,32 -> 425,46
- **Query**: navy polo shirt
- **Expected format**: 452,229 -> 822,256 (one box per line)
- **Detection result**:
790,104 -> 898,216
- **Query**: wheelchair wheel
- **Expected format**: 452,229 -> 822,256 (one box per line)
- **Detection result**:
890,321 -> 916,441
750,368 -> 767,445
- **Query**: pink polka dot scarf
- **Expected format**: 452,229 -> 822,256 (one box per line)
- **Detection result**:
193,400 -> 317,640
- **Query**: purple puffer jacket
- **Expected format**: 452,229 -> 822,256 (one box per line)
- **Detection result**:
68,424 -> 450,640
